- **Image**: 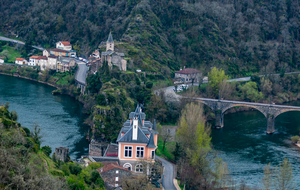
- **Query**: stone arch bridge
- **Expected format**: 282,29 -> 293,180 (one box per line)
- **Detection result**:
191,97 -> 300,134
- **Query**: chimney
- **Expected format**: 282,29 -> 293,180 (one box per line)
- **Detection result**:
132,116 -> 138,140
180,67 -> 182,71
184,66 -> 186,69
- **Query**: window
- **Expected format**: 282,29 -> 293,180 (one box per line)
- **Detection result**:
124,146 -> 132,157
115,177 -> 119,181
151,150 -> 155,160
136,147 -> 144,158
116,170 -> 119,174
135,164 -> 143,173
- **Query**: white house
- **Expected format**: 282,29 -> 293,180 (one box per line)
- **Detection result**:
29,56 -> 40,66
48,55 -> 57,70
39,56 -> 48,71
15,58 -> 28,65
0,57 -> 5,64
56,41 -> 72,51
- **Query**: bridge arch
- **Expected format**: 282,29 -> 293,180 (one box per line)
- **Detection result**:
274,109 -> 300,119
221,104 -> 267,118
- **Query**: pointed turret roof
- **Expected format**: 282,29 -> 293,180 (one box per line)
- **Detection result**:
147,132 -> 156,148
153,119 -> 159,134
107,32 -> 114,43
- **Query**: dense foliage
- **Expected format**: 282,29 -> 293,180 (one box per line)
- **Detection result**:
0,106 -> 105,190
1,0 -> 300,76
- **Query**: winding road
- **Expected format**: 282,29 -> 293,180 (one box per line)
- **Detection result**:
156,156 -> 177,190
0,36 -> 44,51
75,60 -> 89,85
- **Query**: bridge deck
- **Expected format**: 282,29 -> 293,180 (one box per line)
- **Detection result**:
192,97 -> 300,110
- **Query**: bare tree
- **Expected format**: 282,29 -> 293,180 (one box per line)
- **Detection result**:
273,158 -> 295,190
262,163 -> 273,190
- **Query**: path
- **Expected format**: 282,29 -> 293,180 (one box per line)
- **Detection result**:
0,36 -> 44,51
156,156 -> 177,190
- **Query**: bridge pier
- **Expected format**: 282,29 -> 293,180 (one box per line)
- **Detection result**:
266,114 -> 275,134
215,110 -> 224,129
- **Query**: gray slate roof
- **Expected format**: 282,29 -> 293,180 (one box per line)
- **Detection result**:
107,32 -> 114,43
117,127 -> 149,143
116,104 -> 158,145
147,132 -> 156,148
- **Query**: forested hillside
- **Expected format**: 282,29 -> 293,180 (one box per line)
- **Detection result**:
1,0 -> 300,76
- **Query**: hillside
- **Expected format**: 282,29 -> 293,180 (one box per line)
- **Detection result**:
1,0 -> 300,76
0,106 -> 105,190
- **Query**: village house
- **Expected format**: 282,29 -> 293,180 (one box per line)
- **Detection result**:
175,68 -> 202,83
101,32 -> 127,71
56,41 -> 72,51
97,161 -> 132,189
0,57 -> 5,64
89,104 -> 158,175
29,56 -> 40,66
49,48 -> 70,57
15,58 -> 27,65
42,50 -> 58,70
56,57 -> 76,72
38,56 -> 48,70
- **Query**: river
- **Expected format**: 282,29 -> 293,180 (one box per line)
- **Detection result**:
1,74 -> 300,186
211,103 -> 300,188
0,74 -> 89,159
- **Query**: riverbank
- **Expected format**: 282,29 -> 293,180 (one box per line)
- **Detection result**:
0,72 -> 58,88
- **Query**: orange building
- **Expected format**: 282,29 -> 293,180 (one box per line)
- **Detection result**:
116,104 -> 158,173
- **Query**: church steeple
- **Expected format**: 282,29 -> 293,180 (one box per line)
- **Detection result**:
107,32 -> 114,43
106,32 -> 114,51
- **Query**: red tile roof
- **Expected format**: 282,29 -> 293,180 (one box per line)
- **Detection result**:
16,58 -> 25,61
39,56 -> 47,60
175,68 -> 201,74
97,163 -> 130,173
29,56 -> 40,59
59,41 -> 71,46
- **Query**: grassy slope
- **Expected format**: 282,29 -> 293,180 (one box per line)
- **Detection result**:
0,45 -> 22,63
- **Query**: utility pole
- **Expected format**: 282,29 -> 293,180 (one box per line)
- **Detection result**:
219,90 -> 220,101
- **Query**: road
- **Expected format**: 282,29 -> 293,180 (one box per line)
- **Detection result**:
75,60 -> 89,85
156,156 -> 177,190
0,36 -> 44,51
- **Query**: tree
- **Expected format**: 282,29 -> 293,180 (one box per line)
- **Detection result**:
273,158 -> 295,190
158,124 -> 172,152
41,145 -> 52,157
30,123 -> 43,148
1,49 -> 9,60
240,82 -> 264,102
208,67 -> 227,97
176,103 -> 217,188
10,110 -> 18,121
262,163 -> 273,190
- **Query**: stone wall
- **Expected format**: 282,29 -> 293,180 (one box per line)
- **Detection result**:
55,147 -> 69,162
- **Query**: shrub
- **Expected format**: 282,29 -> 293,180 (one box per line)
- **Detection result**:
69,163 -> 82,175
41,145 -> 52,156
291,135 -> 300,143
146,81 -> 153,89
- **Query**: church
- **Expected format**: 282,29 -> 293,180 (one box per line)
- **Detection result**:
101,32 -> 127,71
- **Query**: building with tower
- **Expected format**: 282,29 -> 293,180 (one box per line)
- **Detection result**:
101,32 -> 127,71
88,104 -> 158,174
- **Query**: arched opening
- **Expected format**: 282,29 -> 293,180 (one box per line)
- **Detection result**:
274,110 -> 300,134
123,163 -> 132,171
